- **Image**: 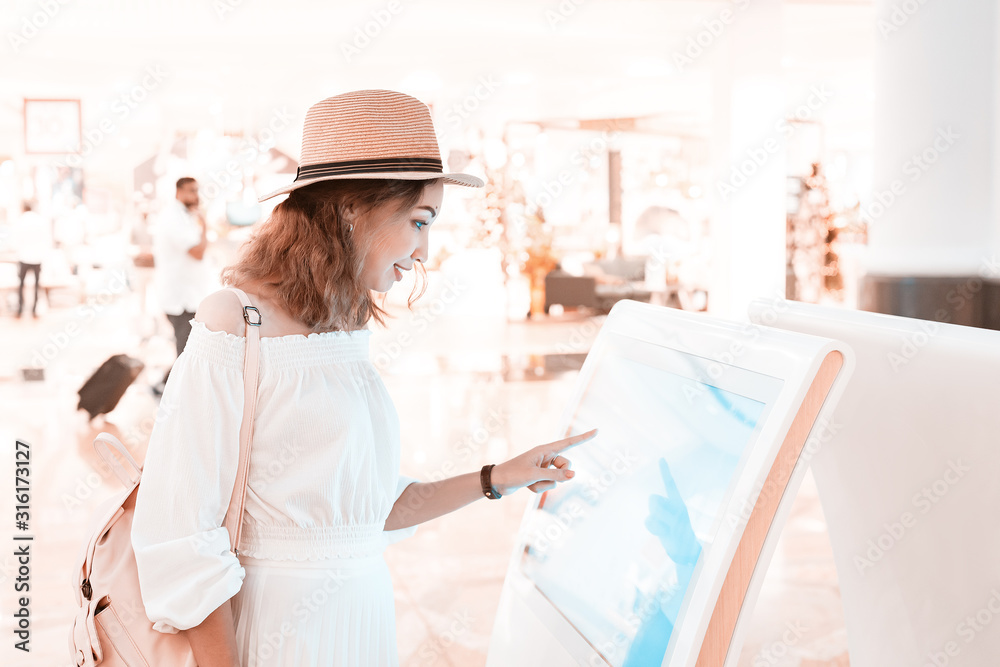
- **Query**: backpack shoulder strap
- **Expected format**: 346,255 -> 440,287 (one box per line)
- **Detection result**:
221,286 -> 261,556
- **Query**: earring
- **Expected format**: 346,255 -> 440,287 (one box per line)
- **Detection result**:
348,223 -> 354,233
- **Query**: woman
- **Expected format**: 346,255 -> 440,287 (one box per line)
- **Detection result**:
131,89 -> 597,666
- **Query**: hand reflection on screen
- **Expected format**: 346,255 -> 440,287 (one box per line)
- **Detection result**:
645,458 -> 701,567
623,458 -> 702,667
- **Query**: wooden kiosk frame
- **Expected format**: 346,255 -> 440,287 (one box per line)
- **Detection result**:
696,350 -> 843,665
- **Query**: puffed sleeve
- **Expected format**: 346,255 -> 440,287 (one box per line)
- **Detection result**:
131,321 -> 246,633
383,474 -> 419,546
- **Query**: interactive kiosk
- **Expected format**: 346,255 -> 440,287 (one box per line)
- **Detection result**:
748,299 -> 1000,667
487,300 -> 853,666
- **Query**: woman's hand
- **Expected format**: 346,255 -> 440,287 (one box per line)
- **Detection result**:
491,428 -> 598,496
385,428 -> 599,530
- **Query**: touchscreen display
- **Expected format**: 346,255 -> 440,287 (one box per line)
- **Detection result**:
519,335 -> 778,666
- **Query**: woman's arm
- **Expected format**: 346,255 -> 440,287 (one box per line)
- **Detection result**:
384,428 -> 598,531
130,291 -> 248,656
181,599 -> 241,667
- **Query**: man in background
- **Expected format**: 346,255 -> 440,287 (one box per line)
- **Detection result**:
152,177 -> 211,395
13,201 -> 53,319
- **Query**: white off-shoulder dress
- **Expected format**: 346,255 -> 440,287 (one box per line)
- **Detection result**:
130,319 -> 418,666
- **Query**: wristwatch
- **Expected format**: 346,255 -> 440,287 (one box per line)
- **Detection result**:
480,464 -> 502,500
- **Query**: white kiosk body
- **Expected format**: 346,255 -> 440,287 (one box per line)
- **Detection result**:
748,299 -> 1000,667
487,300 -> 852,667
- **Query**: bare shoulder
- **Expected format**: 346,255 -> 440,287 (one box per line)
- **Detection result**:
193,288 -> 245,337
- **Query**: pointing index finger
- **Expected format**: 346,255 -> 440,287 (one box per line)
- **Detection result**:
549,427 -> 598,455
659,457 -> 682,499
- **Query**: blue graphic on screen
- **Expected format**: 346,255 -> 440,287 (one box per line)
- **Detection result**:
520,350 -> 768,666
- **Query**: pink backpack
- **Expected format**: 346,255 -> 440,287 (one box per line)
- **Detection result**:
69,287 -> 262,666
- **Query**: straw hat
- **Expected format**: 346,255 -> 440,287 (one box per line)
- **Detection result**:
258,89 -> 484,202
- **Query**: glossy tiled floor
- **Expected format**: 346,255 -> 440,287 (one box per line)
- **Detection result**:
0,276 -> 849,666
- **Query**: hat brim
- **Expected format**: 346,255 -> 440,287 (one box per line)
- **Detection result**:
257,171 -> 484,202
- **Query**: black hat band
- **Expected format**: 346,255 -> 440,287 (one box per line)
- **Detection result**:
296,157 -> 443,181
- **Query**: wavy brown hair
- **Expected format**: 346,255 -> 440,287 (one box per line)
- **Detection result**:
220,178 -> 437,331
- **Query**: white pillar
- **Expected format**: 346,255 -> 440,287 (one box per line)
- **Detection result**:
708,0 -> 786,320
866,0 -> 1000,275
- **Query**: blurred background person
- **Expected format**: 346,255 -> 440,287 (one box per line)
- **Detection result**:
151,177 -> 211,395
13,200 -> 53,319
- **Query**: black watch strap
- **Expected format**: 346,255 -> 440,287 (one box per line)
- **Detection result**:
481,464 -> 502,499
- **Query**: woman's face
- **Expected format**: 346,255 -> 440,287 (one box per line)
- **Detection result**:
360,179 -> 444,293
